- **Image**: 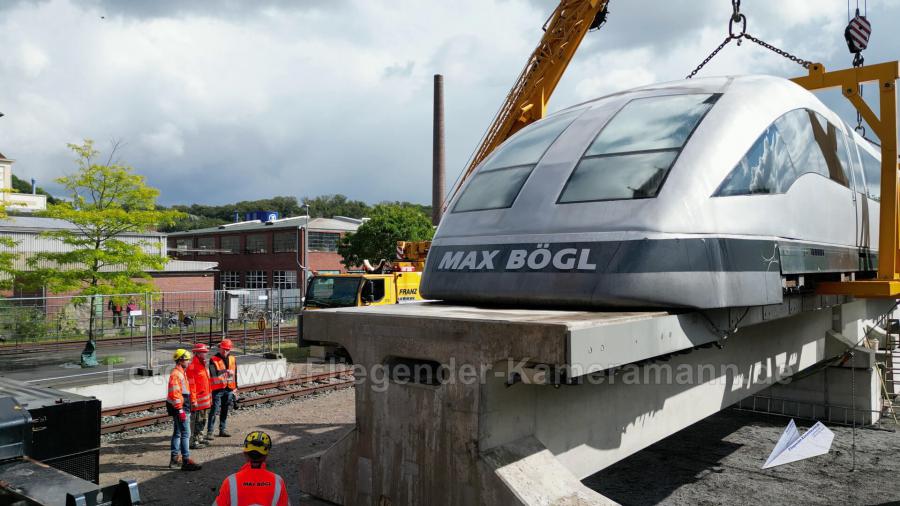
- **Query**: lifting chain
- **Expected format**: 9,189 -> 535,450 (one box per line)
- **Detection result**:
686,0 -> 813,79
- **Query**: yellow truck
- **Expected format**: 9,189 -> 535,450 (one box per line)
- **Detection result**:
300,241 -> 428,359
304,270 -> 424,309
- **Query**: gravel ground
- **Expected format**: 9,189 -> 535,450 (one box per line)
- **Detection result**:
102,387 -> 900,506
585,410 -> 900,505
100,387 -> 354,505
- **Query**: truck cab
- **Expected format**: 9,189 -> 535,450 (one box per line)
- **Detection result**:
304,271 -> 424,309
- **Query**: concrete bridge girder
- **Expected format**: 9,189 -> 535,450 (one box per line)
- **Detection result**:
299,298 -> 893,505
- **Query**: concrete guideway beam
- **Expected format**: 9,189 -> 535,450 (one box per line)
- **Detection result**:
298,299 -> 893,505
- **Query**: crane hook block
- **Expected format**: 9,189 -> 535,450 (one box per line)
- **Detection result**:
845,10 -> 871,54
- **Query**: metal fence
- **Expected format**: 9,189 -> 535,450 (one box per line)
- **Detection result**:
0,289 -> 304,356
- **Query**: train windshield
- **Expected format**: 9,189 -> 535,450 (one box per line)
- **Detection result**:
452,109 -> 582,212
558,93 -> 718,203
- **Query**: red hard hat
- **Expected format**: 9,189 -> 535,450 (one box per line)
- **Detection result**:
192,343 -> 209,353
220,338 -> 233,351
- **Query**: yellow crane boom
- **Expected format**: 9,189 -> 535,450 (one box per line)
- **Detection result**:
445,0 -> 609,208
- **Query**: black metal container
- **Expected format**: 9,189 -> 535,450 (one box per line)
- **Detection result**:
0,377 -> 101,483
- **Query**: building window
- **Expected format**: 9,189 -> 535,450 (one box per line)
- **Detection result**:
221,271 -> 240,289
221,236 -> 239,254
246,234 -> 267,254
273,232 -> 297,253
246,271 -> 268,288
273,270 -> 297,289
175,238 -> 192,256
308,232 -> 340,252
197,236 -> 215,255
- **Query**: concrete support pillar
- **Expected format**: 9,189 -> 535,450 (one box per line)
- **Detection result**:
739,300 -> 893,425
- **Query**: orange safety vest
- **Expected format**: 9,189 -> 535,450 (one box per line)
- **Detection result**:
186,356 -> 212,411
215,462 -> 289,506
211,354 -> 237,391
167,366 -> 190,411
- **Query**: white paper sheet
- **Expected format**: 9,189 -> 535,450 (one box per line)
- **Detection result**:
762,420 -> 834,469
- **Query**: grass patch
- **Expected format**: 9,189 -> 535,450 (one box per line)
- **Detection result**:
100,355 -> 125,365
278,343 -> 309,363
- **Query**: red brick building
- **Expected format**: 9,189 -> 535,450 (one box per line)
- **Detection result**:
167,216 -> 362,291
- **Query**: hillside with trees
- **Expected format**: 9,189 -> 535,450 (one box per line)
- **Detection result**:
11,174 -> 59,204
160,194 -> 432,232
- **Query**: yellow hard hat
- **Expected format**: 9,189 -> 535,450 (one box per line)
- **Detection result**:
173,349 -> 192,362
243,431 -> 272,457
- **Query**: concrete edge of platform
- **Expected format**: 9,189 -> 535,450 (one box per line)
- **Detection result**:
58,358 -> 288,408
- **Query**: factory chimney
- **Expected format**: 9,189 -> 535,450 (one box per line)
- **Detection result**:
432,74 -> 445,226
30,178 -> 36,195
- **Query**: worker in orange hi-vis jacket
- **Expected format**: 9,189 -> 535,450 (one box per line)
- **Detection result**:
186,342 -> 212,449
167,349 -> 202,471
214,431 -> 290,506
207,338 -> 238,439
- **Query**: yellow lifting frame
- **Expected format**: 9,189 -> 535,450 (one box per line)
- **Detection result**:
791,61 -> 900,297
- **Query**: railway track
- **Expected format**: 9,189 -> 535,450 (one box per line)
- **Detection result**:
100,369 -> 353,435
0,326 -> 295,355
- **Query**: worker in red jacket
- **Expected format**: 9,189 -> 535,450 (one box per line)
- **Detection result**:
167,349 -> 201,471
186,342 -> 212,449
214,431 -> 290,506
207,338 -> 238,439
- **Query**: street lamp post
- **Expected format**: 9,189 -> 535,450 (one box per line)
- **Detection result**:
296,204 -> 310,346
303,204 -> 310,298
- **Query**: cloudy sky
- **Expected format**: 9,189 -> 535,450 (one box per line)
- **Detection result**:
0,0 -> 898,206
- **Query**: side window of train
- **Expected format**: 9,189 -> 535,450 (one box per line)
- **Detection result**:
860,148 -> 881,201
809,112 -> 850,186
557,93 -> 719,203
716,109 -> 849,196
452,110 -> 582,213
840,126 -> 867,194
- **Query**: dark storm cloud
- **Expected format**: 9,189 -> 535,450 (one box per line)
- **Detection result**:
87,0 -> 346,19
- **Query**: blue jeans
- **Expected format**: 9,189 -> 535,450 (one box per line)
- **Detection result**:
171,412 -> 191,459
208,390 -> 231,433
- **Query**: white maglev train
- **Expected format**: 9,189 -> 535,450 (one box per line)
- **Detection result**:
420,75 -> 883,309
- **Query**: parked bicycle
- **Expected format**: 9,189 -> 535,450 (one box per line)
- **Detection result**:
151,310 -> 179,331
152,310 -> 195,332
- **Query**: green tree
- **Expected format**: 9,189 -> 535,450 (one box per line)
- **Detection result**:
24,140 -> 183,366
337,203 -> 433,268
159,212 -> 227,232
0,193 -> 17,289
303,194 -> 371,219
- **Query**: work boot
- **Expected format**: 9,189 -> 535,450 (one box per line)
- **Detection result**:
202,433 -> 214,444
181,458 -> 202,471
189,440 -> 206,450
205,431 -> 216,441
169,455 -> 182,469
218,429 -> 232,437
